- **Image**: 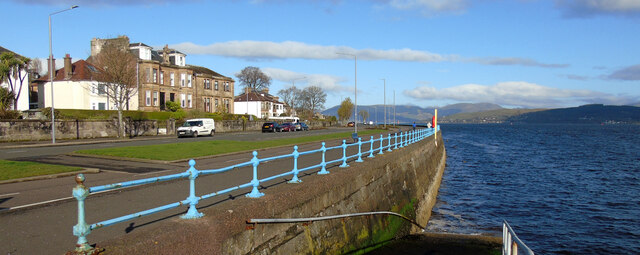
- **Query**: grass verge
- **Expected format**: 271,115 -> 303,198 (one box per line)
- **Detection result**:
0,160 -> 83,181
75,129 -> 388,161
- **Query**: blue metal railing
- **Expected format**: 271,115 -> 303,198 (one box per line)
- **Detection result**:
71,126 -> 440,253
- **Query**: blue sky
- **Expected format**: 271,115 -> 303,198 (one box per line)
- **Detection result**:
2,0 -> 639,109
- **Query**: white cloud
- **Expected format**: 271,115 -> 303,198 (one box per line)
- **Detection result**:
403,81 -> 635,108
386,0 -> 469,15
171,41 -> 445,62
555,0 -> 640,17
607,64 -> 640,80
260,67 -> 352,93
172,40 -> 567,68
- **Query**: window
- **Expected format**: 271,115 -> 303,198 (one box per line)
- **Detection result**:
187,75 -> 192,88
187,94 -> 192,108
224,82 -> 230,91
214,81 -> 219,90
145,90 -> 151,106
153,92 -> 158,106
160,71 -> 164,85
204,79 -> 210,89
180,94 -> 186,108
225,99 -> 230,113
153,68 -> 158,83
181,73 -> 186,87
146,68 -> 151,82
205,98 -> 211,112
96,84 -> 106,95
170,72 -> 175,86
98,102 -> 106,110
215,98 -> 219,109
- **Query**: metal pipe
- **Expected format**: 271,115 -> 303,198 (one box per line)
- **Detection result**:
248,211 -> 426,232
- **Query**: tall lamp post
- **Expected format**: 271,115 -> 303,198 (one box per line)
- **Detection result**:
380,78 -> 386,128
49,5 -> 78,144
336,53 -> 357,133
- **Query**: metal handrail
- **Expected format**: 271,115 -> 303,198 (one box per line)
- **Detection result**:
503,220 -> 535,255
70,126 -> 440,253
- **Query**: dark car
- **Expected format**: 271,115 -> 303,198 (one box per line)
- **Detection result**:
298,122 -> 309,131
347,121 -> 355,127
280,122 -> 296,132
262,122 -> 281,133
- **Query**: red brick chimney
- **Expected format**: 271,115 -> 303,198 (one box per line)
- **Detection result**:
64,54 -> 72,79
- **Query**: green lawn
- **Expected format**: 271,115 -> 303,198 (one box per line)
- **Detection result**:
75,129 -> 388,161
0,160 -> 83,181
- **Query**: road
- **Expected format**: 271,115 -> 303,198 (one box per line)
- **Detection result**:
0,127 -> 408,254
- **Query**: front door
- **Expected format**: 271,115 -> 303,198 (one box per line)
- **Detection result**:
160,92 -> 166,110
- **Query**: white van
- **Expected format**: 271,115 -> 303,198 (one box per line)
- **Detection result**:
177,118 -> 215,138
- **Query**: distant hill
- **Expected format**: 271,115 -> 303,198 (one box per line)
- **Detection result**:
440,108 -> 545,123
321,103 -> 503,123
507,104 -> 640,124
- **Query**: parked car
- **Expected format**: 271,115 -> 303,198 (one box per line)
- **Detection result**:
177,118 -> 215,138
347,121 -> 355,127
280,122 -> 296,132
262,122 -> 281,133
298,122 -> 309,131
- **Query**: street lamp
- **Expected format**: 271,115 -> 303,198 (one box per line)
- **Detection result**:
336,53 -> 357,133
380,78 -> 386,128
49,5 -> 78,144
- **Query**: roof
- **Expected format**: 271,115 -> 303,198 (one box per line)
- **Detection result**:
35,59 -> 100,83
235,91 -> 283,104
188,65 -> 232,80
0,45 -> 25,58
129,42 -> 151,48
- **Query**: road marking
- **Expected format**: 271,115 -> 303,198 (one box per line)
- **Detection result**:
134,169 -> 173,177
224,158 -> 245,163
8,196 -> 72,211
5,150 -> 26,154
0,192 -> 20,198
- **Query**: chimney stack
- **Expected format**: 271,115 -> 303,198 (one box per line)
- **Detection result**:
64,54 -> 72,79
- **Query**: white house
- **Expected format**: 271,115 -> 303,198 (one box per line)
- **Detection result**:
36,54 -> 138,111
0,46 -> 30,111
234,88 -> 286,119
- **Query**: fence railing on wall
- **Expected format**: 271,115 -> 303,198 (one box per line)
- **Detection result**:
71,126 -> 440,253
503,220 -> 535,255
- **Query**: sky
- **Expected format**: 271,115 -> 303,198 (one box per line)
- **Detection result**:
1,0 -> 639,109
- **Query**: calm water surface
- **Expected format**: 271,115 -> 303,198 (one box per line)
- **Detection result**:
427,124 -> 640,254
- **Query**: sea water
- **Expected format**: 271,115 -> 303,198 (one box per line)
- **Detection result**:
427,124 -> 640,254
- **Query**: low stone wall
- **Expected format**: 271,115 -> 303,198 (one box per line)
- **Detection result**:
0,119 -> 174,142
101,131 -> 446,254
0,119 -> 337,142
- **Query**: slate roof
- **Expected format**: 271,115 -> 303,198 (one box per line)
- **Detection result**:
234,91 -> 283,104
188,65 -> 232,80
34,59 -> 100,82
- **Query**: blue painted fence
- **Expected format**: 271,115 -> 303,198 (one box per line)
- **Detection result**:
71,126 -> 440,253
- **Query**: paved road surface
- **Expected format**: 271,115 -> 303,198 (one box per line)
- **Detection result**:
0,127 -> 411,254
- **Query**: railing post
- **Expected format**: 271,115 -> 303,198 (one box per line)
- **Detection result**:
368,136 -> 375,158
182,159 -> 203,219
399,131 -> 404,148
318,142 -> 329,175
289,146 -> 302,183
387,133 -> 392,152
394,132 -> 398,150
339,140 -> 349,168
246,151 -> 264,198
378,134 -> 384,155
405,131 -> 409,146
356,137 -> 364,162
72,174 -> 94,254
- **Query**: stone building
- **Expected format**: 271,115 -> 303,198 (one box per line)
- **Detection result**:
90,36 -> 234,113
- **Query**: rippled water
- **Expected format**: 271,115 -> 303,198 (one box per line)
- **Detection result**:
427,124 -> 640,255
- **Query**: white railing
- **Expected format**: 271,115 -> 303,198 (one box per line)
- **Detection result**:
503,220 -> 534,255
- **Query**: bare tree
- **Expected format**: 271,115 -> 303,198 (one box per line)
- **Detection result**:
359,110 -> 369,123
277,86 -> 301,116
91,45 -> 139,138
30,58 -> 42,76
236,66 -> 271,92
337,97 -> 354,122
0,52 -> 30,110
298,86 -> 326,118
